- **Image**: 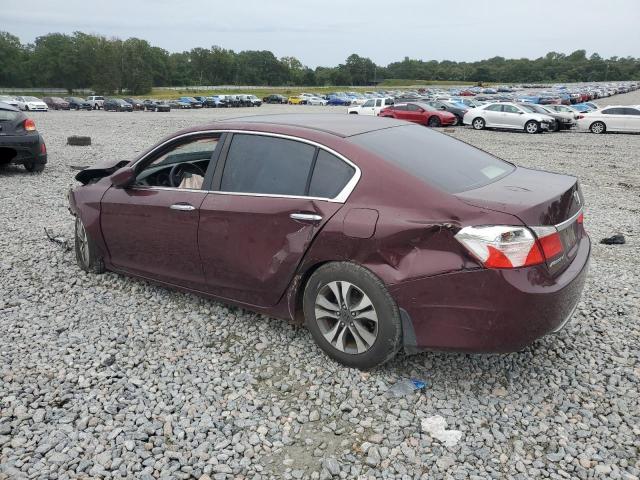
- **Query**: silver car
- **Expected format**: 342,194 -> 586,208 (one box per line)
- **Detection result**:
462,102 -> 555,134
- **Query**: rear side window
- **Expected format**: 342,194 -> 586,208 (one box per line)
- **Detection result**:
602,108 -> 623,115
308,150 -> 355,198
221,134 -> 315,196
0,110 -> 19,121
350,124 -> 515,194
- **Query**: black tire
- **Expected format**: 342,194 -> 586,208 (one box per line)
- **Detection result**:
525,120 -> 540,134
67,136 -> 91,146
24,162 -> 45,173
451,115 -> 460,126
303,262 -> 402,369
74,217 -> 105,274
349,111 -> 358,114
427,116 -> 441,127
551,121 -> 560,132
472,117 -> 485,130
590,121 -> 606,134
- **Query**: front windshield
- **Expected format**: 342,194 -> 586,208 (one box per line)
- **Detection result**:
519,104 -> 536,113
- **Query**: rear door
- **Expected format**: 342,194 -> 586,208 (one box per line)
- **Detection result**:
198,133 -> 358,307
392,104 -> 410,120
623,107 -> 640,132
601,107 -> 626,131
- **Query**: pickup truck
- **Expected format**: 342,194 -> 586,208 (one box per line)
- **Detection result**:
347,97 -> 394,116
86,96 -> 105,110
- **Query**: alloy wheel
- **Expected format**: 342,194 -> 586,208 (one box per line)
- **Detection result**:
473,118 -> 485,130
526,121 -> 539,134
314,281 -> 379,355
76,218 -> 90,267
591,122 -> 605,134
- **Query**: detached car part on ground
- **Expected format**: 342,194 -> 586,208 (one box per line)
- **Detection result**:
69,114 -> 590,369
0,102 -> 47,172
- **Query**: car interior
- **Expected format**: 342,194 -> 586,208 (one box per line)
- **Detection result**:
134,137 -> 219,189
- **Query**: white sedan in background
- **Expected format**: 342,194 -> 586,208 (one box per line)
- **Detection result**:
306,96 -> 328,106
14,96 -> 48,111
463,102 -> 555,133
577,105 -> 640,133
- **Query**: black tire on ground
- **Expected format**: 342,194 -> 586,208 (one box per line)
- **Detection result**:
74,216 -> 105,274
525,120 -> 540,134
551,121 -> 561,132
349,111 -> 358,114
427,116 -> 441,127
24,162 -> 45,173
67,136 -> 92,146
590,121 -> 606,134
451,115 -> 460,126
303,262 -> 402,369
472,117 -> 485,130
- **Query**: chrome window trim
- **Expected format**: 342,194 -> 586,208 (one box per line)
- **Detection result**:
555,208 -> 583,231
130,129 -> 361,203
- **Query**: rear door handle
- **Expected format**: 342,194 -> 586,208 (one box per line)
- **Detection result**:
290,213 -> 323,222
170,203 -> 196,211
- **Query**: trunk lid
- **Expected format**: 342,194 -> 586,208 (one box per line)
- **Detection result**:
456,167 -> 584,274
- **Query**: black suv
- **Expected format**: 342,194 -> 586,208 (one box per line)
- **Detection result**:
0,102 -> 47,172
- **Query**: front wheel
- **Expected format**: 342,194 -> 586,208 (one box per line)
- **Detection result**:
427,116 -> 441,127
472,117 -> 485,130
303,262 -> 402,369
525,120 -> 540,134
451,115 -> 460,126
75,217 -> 105,274
590,121 -> 606,134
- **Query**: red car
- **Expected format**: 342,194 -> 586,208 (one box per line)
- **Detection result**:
69,114 -> 590,369
378,102 -> 457,127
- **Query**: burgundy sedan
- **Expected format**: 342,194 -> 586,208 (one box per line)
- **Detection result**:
379,102 -> 457,127
68,114 -> 590,369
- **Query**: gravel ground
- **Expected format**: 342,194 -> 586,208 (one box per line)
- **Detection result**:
1,91 -> 639,480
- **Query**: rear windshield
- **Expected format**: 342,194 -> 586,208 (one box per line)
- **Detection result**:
350,125 -> 515,193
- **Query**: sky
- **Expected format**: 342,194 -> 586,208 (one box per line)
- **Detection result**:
1,0 -> 639,67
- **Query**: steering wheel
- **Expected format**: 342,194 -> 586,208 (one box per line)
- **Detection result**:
169,163 -> 206,188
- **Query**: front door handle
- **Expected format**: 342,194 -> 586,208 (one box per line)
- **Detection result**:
290,213 -> 322,222
170,203 -> 196,211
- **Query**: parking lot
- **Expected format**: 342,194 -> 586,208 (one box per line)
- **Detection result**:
1,90 -> 639,479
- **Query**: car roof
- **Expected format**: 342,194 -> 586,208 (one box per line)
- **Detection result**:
220,113 -> 407,137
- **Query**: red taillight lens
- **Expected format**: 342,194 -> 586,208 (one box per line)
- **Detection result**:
577,213 -> 584,224
532,226 -> 564,259
577,114 -> 584,119
24,118 -> 36,131
40,143 -> 47,154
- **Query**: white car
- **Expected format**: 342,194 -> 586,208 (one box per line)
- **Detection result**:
463,102 -> 554,133
577,105 -> 640,134
306,96 -> 328,106
544,104 -> 580,120
348,98 -> 394,116
14,96 -> 48,111
86,95 -> 105,110
0,95 -> 22,109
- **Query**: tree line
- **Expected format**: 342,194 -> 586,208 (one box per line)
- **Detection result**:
1,31 -> 638,94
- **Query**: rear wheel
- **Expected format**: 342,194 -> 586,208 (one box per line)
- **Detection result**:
590,121 -> 606,134
472,117 -> 485,130
525,120 -> 540,134
24,162 -> 44,173
75,217 -> 105,274
427,116 -> 441,127
303,262 -> 402,369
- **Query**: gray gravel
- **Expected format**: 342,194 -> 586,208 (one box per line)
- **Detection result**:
1,92 -> 639,479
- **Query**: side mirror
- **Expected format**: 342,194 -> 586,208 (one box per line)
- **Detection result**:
439,106 -> 446,110
109,167 -> 136,188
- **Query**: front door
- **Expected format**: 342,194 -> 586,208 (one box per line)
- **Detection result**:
100,134 -> 222,288
198,133 -> 357,307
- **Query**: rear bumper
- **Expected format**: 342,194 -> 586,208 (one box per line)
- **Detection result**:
391,235 -> 590,353
0,134 -> 47,166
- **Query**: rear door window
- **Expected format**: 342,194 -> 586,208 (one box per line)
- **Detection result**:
308,150 -> 355,198
350,124 -> 515,193
221,134 -> 315,196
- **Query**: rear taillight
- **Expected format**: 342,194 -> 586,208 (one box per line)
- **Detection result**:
40,143 -> 47,154
531,226 -> 563,260
24,118 -> 36,131
577,114 -> 584,119
455,226 -> 544,269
